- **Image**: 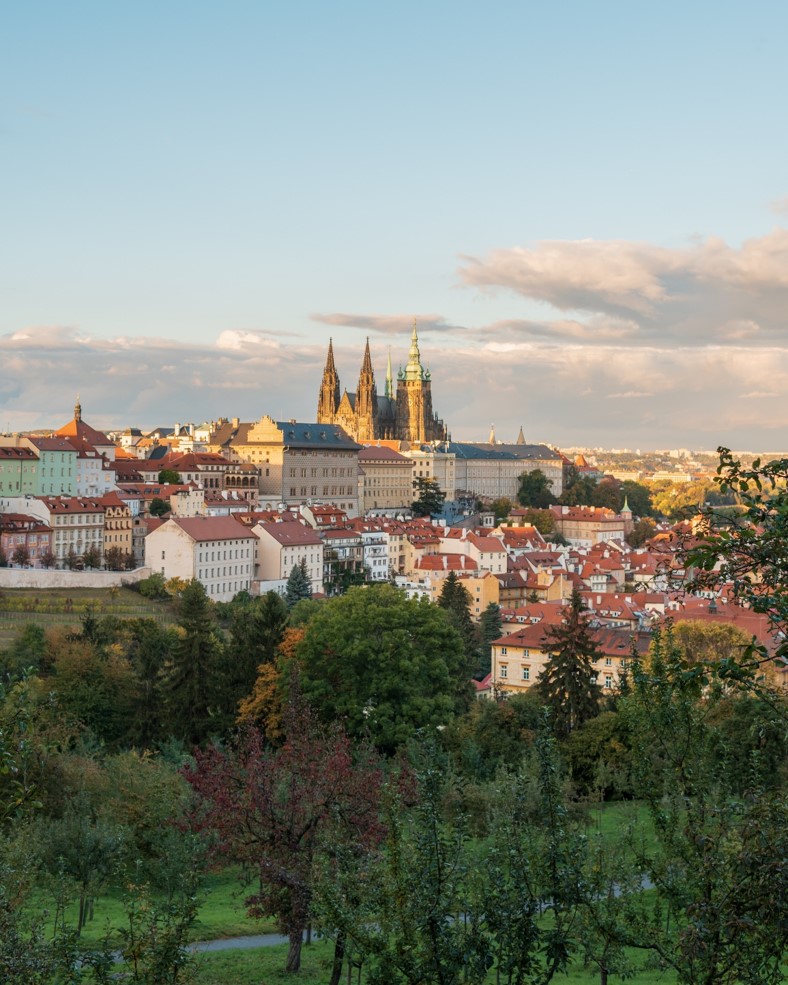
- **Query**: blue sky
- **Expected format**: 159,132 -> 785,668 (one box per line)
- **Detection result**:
3,1 -> 788,449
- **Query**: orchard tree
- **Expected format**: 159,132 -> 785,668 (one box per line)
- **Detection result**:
536,590 -> 602,737
297,584 -> 471,753
186,694 -> 384,974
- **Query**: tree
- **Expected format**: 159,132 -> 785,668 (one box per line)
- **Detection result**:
536,590 -> 603,737
411,476 -> 445,517
490,497 -> 513,522
65,546 -> 79,570
517,469 -> 556,508
617,626 -> 788,983
0,544 -> 7,567
222,591 -> 288,722
157,468 -> 181,484
285,557 -> 312,608
686,448 -> 788,672
477,602 -> 503,678
512,507 -> 556,535
185,695 -> 384,974
148,497 -> 170,517
620,479 -> 655,517
103,546 -> 127,571
39,549 -> 56,569
10,544 -> 29,568
626,517 -> 656,548
437,571 -> 479,672
559,465 -> 597,506
164,580 -> 221,745
296,584 -> 471,754
82,545 -> 101,570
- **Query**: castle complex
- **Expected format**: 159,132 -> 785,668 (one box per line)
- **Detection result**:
317,322 -> 447,445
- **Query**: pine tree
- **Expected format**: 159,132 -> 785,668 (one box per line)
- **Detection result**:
165,579 -> 221,745
537,589 -> 602,737
437,571 -> 479,671
477,602 -> 503,678
285,557 -> 313,608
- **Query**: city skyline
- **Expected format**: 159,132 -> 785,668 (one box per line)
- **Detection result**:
3,2 -> 788,448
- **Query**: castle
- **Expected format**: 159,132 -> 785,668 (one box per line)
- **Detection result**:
317,322 -> 447,445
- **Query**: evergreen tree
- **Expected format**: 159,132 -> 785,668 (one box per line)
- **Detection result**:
411,476 -> 446,517
477,602 -> 503,678
437,571 -> 478,671
285,557 -> 313,608
537,589 -> 602,737
222,591 -> 288,721
165,580 -> 220,745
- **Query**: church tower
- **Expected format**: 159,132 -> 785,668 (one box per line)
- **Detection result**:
317,338 -> 341,425
396,320 -> 436,444
355,338 -> 378,442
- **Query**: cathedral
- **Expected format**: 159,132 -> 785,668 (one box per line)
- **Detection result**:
317,322 -> 447,445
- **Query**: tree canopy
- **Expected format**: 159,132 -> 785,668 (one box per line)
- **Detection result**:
296,584 -> 471,753
517,469 -> 556,508
411,476 -> 446,517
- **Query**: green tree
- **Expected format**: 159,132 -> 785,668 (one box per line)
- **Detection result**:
512,507 -> 556,535
285,557 -> 313,608
222,591 -> 288,721
559,464 -> 597,506
39,549 -> 56,569
148,497 -> 170,517
157,468 -> 181,484
164,579 -> 221,745
477,601 -> 503,678
490,497 -> 513,522
297,584 -> 471,754
536,590 -> 603,737
592,477 -> 621,511
437,571 -> 479,672
411,476 -> 446,517
0,544 -> 6,567
618,626 -> 788,983
620,479 -> 655,517
517,469 -> 556,508
626,517 -> 656,548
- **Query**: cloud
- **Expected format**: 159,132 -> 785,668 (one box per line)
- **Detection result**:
457,229 -> 788,346
310,312 -> 464,335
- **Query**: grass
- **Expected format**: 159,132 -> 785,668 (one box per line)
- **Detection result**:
34,867 -> 276,947
0,585 -> 175,644
189,941 -> 679,985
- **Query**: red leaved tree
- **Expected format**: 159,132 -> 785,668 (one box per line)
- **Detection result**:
184,691 -> 384,974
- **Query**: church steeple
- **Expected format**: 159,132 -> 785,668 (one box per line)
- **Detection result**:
74,394 -> 82,422
384,347 -> 393,399
403,318 -> 424,381
317,338 -> 341,423
356,337 -> 378,441
516,425 -> 525,445
488,423 -> 496,445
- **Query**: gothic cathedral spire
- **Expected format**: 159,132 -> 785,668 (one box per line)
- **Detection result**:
317,338 -> 341,423
384,347 -> 393,399
355,337 -> 378,441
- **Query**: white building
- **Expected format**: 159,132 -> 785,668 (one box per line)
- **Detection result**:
144,515 -> 256,601
253,519 -> 324,596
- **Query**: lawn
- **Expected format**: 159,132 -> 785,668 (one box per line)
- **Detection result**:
190,941 -> 679,985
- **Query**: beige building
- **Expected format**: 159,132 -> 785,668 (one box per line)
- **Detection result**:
208,416 -> 361,516
449,442 -> 564,501
549,505 -> 631,548
99,493 -> 133,560
253,519 -> 324,595
144,515 -> 257,601
403,446 -> 456,499
359,445 -> 414,512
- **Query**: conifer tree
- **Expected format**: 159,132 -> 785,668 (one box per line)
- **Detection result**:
165,579 -> 220,745
437,571 -> 478,670
537,589 -> 602,737
285,557 -> 313,609
478,602 -> 503,677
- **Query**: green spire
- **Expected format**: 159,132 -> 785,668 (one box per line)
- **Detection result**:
385,347 -> 393,399
404,318 -> 424,381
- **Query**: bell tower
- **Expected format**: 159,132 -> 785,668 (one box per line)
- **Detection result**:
317,338 -> 341,424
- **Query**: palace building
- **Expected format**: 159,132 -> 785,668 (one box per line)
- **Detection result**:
317,322 -> 447,445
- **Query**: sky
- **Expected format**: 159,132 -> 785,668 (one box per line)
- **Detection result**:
3,1 -> 788,450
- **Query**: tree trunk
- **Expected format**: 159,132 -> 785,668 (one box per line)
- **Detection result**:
328,933 -> 345,985
285,928 -> 303,972
600,967 -> 608,985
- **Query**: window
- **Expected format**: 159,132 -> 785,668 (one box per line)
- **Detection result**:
500,646 -> 507,655
605,656 -> 612,666
604,675 -> 613,689
499,664 -> 508,678
522,666 -> 530,681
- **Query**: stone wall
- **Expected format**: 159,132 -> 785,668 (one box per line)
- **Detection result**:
0,567 -> 151,590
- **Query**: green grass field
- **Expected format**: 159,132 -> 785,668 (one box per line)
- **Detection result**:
190,941 -> 679,985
